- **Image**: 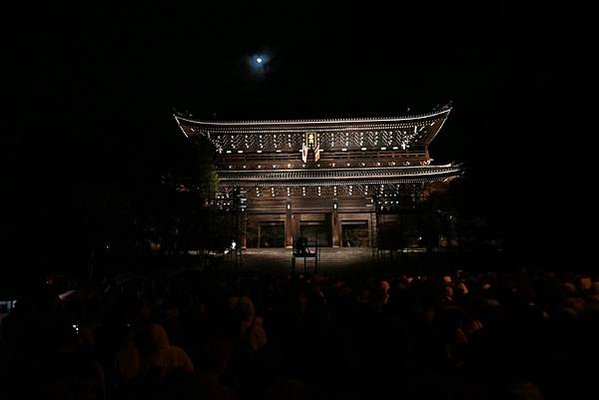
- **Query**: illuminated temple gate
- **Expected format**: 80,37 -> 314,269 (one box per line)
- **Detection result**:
175,106 -> 462,249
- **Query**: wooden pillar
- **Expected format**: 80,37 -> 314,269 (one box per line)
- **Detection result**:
257,222 -> 261,249
285,201 -> 293,248
293,212 -> 301,245
332,201 -> 340,247
367,214 -> 372,248
370,204 -> 377,249
241,211 -> 248,249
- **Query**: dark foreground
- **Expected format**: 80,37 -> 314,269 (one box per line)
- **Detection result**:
1,252 -> 598,399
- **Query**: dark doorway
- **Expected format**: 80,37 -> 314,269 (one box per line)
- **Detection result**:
342,221 -> 369,247
300,220 -> 332,247
259,222 -> 285,248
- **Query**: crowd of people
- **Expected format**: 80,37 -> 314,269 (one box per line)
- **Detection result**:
1,265 -> 598,399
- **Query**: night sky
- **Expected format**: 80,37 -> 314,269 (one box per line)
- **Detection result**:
5,2 -> 584,273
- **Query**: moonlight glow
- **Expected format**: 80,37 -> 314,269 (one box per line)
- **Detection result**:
248,52 -> 270,76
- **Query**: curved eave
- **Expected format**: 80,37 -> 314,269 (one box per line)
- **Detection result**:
220,176 -> 460,187
174,109 -> 451,145
217,165 -> 462,187
174,107 -> 451,127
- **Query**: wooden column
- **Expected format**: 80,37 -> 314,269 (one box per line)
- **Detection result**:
241,211 -> 248,249
370,205 -> 377,249
293,212 -> 301,243
285,201 -> 293,248
332,202 -> 340,247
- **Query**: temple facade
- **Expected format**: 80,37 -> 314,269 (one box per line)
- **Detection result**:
175,106 -> 461,249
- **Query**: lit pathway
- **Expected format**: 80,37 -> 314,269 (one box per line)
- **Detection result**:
225,248 -> 404,274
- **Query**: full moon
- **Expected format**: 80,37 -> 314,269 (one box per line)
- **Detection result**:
248,52 -> 270,76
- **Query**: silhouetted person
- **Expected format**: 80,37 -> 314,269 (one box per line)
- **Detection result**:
295,237 -> 309,255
